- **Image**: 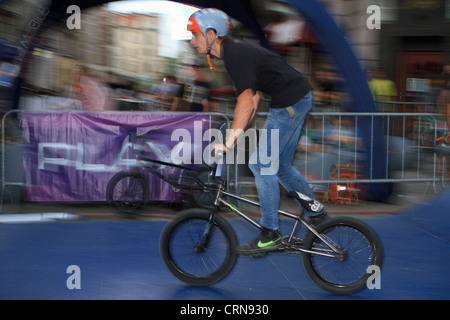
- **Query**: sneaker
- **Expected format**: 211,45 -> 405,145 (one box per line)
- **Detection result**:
289,191 -> 324,214
237,227 -> 283,255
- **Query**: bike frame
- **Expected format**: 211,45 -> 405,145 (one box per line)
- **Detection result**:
209,177 -> 342,258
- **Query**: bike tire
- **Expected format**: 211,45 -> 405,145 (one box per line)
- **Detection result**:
160,209 -> 238,286
302,216 -> 383,295
106,171 -> 149,217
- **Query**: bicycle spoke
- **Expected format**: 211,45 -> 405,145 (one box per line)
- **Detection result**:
168,218 -> 231,278
310,225 -> 374,286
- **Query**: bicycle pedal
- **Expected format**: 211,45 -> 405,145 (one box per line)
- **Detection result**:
291,238 -> 304,246
282,236 -> 304,246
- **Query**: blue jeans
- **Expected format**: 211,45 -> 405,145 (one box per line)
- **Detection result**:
249,91 -> 318,231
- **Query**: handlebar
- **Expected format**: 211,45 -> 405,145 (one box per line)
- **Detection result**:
215,152 -> 225,178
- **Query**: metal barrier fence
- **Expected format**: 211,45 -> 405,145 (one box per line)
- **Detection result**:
250,112 -> 450,183
1,104 -> 448,208
225,109 -> 448,199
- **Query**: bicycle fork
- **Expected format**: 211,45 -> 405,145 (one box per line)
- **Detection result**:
198,208 -> 218,251
197,185 -> 224,250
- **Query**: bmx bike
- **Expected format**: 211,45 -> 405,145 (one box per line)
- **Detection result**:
106,132 -> 217,217
160,161 -> 383,295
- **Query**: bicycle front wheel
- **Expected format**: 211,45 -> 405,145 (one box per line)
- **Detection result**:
160,209 -> 238,286
106,171 -> 149,217
302,217 -> 383,295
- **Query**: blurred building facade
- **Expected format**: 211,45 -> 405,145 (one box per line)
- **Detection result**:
260,0 -> 449,105
377,0 -> 450,102
0,0 -> 38,44
0,2 -> 164,95
329,0 -> 450,102
108,12 -> 163,78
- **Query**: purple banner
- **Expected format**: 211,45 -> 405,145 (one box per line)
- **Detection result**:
21,111 -> 216,202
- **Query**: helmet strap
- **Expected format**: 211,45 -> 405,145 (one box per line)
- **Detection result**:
207,54 -> 215,70
205,30 -> 218,70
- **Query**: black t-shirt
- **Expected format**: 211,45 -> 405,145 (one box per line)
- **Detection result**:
222,38 -> 312,108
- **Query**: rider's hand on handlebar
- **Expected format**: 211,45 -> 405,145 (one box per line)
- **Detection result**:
213,143 -> 227,158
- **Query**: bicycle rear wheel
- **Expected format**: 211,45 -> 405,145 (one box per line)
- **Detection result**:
106,171 -> 149,217
302,217 -> 383,295
160,209 -> 237,286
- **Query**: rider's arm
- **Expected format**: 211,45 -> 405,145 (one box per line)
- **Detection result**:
224,88 -> 260,150
252,90 -> 262,114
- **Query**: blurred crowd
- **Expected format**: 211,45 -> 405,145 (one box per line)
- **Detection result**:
43,59 -> 221,113
39,59 -> 449,116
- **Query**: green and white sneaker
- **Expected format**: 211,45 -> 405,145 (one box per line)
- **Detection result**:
237,227 -> 282,255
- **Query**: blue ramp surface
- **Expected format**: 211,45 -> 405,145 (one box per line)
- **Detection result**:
1,189 -> 449,300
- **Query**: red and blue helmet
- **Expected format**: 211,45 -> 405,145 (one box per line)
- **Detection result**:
187,8 -> 231,37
